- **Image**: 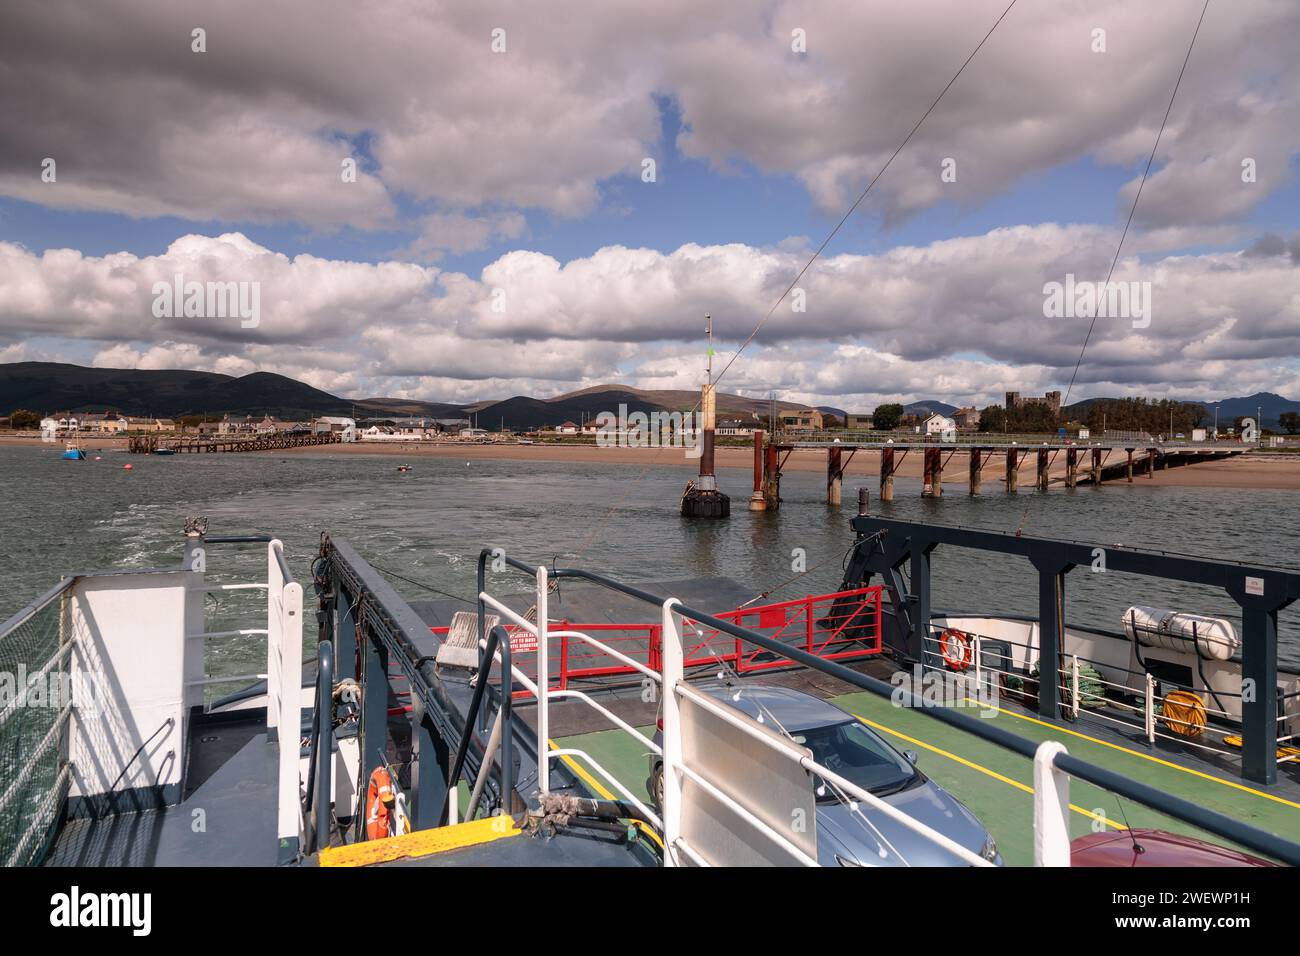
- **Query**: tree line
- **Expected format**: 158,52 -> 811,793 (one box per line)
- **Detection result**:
977,397 -> 1211,435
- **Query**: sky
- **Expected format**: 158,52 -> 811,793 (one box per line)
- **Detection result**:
2,0 -> 1299,411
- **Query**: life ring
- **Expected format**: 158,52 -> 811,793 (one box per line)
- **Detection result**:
939,628 -> 973,672
365,766 -> 396,840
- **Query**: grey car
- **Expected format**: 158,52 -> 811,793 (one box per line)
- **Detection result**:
649,683 -> 1002,867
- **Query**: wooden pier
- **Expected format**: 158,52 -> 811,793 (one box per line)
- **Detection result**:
129,432 -> 342,454
750,435 -> 1247,509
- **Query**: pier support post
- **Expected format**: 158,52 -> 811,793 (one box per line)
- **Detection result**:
1037,448 -> 1050,491
969,449 -> 982,496
1147,449 -> 1154,479
880,447 -> 895,502
827,446 -> 843,507
764,442 -> 780,510
749,430 -> 766,511
1126,449 -> 1134,482
1091,448 -> 1102,486
922,447 -> 942,497
1065,448 -> 1077,489
1006,449 -> 1019,493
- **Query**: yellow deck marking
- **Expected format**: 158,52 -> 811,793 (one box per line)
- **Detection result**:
548,740 -> 665,850
319,814 -> 519,867
961,697 -> 1300,812
854,713 -> 1123,831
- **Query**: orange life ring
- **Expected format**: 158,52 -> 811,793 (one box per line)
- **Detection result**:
939,628 -> 973,672
365,766 -> 396,840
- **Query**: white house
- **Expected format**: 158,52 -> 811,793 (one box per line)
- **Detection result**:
716,419 -> 758,437
314,417 -> 356,442
924,414 -> 957,438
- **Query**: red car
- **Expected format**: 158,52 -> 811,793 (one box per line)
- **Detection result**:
1071,828 -> 1280,867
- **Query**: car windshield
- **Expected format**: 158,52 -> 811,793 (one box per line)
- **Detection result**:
791,721 -> 917,801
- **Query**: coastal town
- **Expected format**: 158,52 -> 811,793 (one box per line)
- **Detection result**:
7,384 -> 1292,448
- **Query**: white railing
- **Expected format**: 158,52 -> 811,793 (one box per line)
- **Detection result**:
921,624 -> 1267,763
476,568 -> 664,833
266,540 -> 304,846
658,599 -> 996,868
474,568 -> 1053,867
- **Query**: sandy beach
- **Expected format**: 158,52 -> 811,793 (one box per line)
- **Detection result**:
7,434 -> 1300,490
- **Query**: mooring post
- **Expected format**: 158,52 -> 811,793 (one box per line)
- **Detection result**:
969,448 -> 982,496
1006,448 -> 1019,493
880,447 -> 895,502
1090,447 -> 1102,486
932,447 -> 943,497
1147,448 -> 1154,479
764,442 -> 780,510
921,447 -> 935,497
1037,447 -> 1050,491
749,429 -> 766,511
1065,448 -> 1077,489
1126,449 -> 1134,482
827,446 -> 843,507
681,381 -> 730,517
857,486 -> 869,516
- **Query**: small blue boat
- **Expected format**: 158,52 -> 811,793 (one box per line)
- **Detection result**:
153,447 -> 175,456
61,442 -> 86,460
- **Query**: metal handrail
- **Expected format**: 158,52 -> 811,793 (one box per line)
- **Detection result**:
0,578 -> 74,639
303,639 -> 333,854
446,624 -> 514,820
474,549 -> 1300,866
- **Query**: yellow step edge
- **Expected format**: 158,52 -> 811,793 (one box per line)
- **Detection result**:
319,815 -> 521,868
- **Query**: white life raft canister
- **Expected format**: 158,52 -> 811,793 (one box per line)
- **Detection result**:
1121,605 -> 1240,661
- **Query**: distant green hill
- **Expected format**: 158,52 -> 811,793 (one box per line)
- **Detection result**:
0,362 -> 820,429
0,362 -> 352,418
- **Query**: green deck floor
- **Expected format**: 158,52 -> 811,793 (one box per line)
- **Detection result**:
554,692 -> 1300,867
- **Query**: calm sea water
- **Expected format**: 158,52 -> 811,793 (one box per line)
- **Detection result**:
2,443 -> 1297,672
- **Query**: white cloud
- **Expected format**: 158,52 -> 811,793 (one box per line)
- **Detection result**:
4,227 -> 1300,407
2,0 -> 1295,235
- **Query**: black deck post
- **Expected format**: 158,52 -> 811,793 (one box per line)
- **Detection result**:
362,629 -> 389,789
909,539 -> 932,662
1033,557 -> 1069,718
334,586 -> 358,681
412,709 -> 449,828
1239,602 -> 1280,785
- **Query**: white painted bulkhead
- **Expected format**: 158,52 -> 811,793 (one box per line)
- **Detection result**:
67,569 -> 203,807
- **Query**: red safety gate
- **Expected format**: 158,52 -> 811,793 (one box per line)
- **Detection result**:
429,585 -> 883,695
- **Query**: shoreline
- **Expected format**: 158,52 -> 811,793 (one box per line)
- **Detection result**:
5,434 -> 1300,490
